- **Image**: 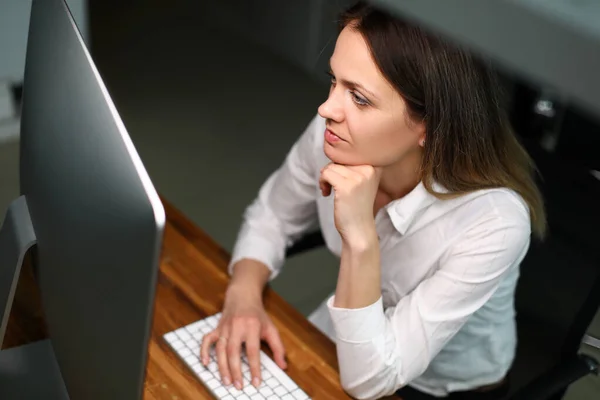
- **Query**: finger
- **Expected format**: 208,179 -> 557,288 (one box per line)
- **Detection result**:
319,178 -> 332,196
216,333 -> 232,386
319,163 -> 332,196
245,328 -> 263,387
226,330 -> 244,390
325,163 -> 353,178
319,166 -> 332,196
352,164 -> 382,181
200,330 -> 218,366
262,324 -> 287,370
320,166 -> 346,193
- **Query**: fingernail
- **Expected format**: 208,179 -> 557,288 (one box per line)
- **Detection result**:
223,376 -> 231,386
235,380 -> 242,390
202,357 -> 209,365
252,377 -> 260,387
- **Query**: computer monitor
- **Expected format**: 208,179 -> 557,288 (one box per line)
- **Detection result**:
0,0 -> 165,399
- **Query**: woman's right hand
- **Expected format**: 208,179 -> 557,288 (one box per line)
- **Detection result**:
199,283 -> 287,390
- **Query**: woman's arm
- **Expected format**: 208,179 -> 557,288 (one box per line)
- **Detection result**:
328,216 -> 531,400
227,114 -> 324,289
333,228 -> 381,309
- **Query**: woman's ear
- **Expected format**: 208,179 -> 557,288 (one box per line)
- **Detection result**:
417,123 -> 426,148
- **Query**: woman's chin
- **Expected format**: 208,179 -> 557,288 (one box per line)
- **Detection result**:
323,145 -> 367,166
324,145 -> 350,164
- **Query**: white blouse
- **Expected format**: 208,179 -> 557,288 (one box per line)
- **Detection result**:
228,114 -> 532,399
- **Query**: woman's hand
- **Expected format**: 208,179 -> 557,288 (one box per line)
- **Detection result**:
319,163 -> 383,247
199,284 -> 287,390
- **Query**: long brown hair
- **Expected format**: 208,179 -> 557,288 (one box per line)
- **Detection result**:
339,1 -> 547,239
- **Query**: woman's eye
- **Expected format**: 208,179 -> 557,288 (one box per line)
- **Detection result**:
351,92 -> 369,106
326,71 -> 336,85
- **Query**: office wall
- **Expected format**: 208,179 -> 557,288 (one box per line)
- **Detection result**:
194,0 -> 354,84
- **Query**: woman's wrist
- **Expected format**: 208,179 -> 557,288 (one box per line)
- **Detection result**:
227,259 -> 271,301
341,225 -> 379,254
225,280 -> 264,307
335,226 -> 381,309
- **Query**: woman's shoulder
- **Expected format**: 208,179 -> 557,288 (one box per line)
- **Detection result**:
432,185 -> 531,238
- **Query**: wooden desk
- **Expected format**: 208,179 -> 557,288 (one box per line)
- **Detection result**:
2,198 -> 361,399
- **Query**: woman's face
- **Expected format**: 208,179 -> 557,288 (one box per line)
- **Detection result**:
318,25 -> 425,167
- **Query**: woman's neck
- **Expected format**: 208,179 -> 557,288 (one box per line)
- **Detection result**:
379,150 -> 423,200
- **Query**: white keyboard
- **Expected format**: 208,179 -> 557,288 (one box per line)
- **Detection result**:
163,313 -> 311,400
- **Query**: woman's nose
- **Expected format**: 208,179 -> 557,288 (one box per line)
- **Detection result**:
318,90 -> 344,123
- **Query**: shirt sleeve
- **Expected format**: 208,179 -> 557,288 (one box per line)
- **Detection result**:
228,114 -> 323,280
326,215 -> 531,400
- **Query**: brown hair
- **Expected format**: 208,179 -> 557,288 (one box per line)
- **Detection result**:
339,1 -> 547,238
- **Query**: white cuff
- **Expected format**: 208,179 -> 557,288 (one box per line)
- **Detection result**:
228,236 -> 284,280
327,295 -> 386,343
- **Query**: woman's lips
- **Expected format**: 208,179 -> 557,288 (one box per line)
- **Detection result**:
325,129 -> 344,143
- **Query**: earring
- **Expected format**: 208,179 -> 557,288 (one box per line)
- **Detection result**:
420,139 -> 426,147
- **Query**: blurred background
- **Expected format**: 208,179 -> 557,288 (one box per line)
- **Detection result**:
0,0 -> 598,398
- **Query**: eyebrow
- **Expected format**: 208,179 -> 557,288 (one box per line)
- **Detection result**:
329,60 -> 379,101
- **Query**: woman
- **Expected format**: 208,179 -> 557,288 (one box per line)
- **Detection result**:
200,2 -> 546,399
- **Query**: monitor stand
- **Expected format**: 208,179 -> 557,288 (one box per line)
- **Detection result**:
0,196 -> 70,399
0,339 -> 69,399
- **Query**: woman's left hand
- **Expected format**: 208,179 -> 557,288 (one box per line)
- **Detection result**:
319,163 -> 383,248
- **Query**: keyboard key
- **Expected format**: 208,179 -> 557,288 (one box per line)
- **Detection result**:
274,386 -> 287,396
184,326 -> 195,335
171,340 -> 184,350
190,321 -> 204,331
176,329 -> 191,341
267,396 -> 279,400
257,380 -> 268,390
259,386 -> 273,396
243,385 -> 258,395
208,363 -> 218,373
200,325 -> 212,334
199,371 -> 212,382
238,395 -> 250,400
164,332 -> 177,343
192,364 -> 204,373
265,377 -> 279,388
229,387 -> 243,397
214,387 -> 228,397
223,396 -> 234,400
262,370 -> 272,379
184,355 -> 198,366
206,316 -> 219,328
282,395 -> 295,400
186,339 -> 197,348
207,379 -> 220,390
179,347 -> 192,358
251,394 -> 265,400
260,353 -> 297,391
